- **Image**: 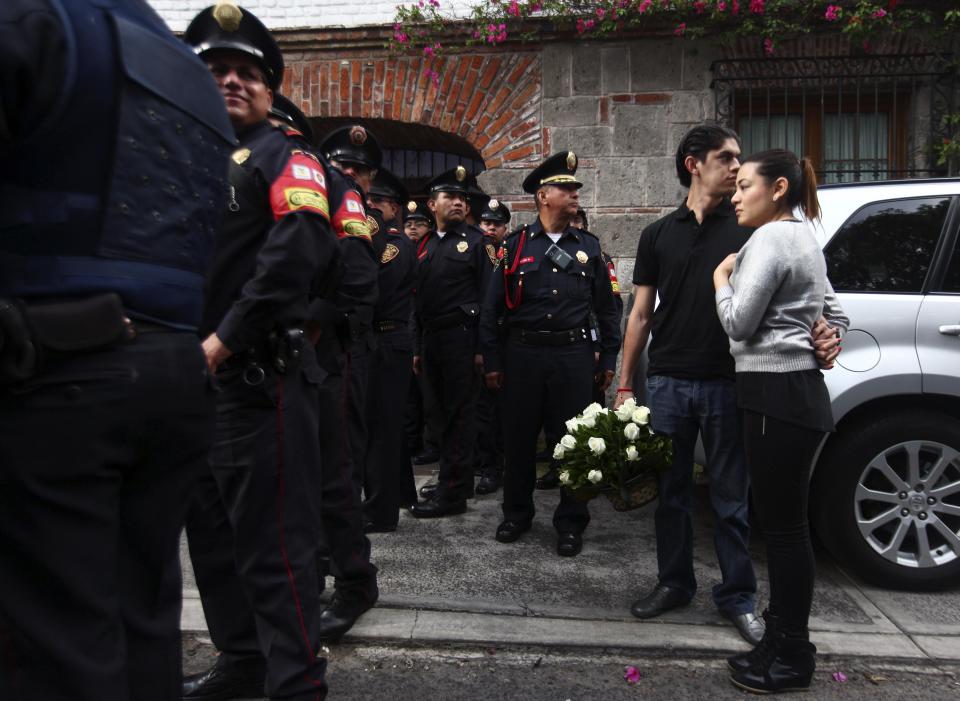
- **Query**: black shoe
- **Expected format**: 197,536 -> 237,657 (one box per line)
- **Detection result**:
729,611 -> 778,674
724,610 -> 765,646
412,452 -> 439,465
363,521 -> 397,534
630,584 -> 691,619
409,497 -> 467,518
729,627 -> 816,694
495,520 -> 531,543
182,659 -> 265,701
535,470 -> 560,490
476,475 -> 501,495
317,595 -> 374,642
418,482 -> 439,499
556,531 -> 582,557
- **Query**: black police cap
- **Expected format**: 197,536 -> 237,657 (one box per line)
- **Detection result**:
480,198 -> 511,224
270,94 -> 314,142
521,151 -> 583,194
403,200 -> 433,224
320,126 -> 383,170
185,3 -> 284,90
368,169 -> 408,204
426,166 -> 477,196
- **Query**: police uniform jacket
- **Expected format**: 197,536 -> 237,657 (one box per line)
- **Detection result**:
412,221 -> 493,354
480,219 -> 621,374
372,220 -> 416,331
201,120 -> 339,351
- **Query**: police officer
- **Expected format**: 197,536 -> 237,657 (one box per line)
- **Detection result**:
363,169 -> 418,530
410,167 -> 495,517
403,200 -> 434,243
474,198 -> 511,495
183,6 -> 333,699
481,152 -> 621,557
0,1 -> 232,699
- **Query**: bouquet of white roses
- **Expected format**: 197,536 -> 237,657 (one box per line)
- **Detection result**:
552,397 -> 672,510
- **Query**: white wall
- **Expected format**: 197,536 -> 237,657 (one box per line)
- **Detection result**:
150,0 -> 478,32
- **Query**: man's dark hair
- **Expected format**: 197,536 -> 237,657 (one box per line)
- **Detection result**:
674,124 -> 741,188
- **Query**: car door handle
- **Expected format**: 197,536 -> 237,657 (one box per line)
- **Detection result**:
939,325 -> 960,336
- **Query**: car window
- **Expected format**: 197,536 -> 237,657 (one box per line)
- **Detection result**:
941,232 -> 960,293
824,196 -> 951,293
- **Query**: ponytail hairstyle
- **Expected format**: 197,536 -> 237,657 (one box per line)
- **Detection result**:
742,149 -> 821,221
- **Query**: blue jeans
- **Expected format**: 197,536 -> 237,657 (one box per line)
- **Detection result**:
646,375 -> 756,615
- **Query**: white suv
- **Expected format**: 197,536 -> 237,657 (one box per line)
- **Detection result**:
810,178 -> 960,590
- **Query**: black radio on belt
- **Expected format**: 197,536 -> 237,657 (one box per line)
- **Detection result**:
545,243 -> 574,271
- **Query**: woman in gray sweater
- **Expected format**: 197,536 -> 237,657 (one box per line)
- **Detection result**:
712,149 -> 848,695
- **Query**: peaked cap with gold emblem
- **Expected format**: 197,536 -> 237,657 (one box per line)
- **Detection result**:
426,165 -> 478,196
320,125 -> 383,169
403,200 -> 434,225
479,198 -> 511,224
521,150 -> 583,194
185,3 -> 284,90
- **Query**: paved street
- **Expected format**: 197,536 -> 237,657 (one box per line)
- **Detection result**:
181,471 -> 960,698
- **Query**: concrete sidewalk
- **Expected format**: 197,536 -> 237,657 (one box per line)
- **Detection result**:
181,475 -> 960,663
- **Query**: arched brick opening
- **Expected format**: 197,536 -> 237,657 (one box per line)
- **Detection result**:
282,52 -> 543,170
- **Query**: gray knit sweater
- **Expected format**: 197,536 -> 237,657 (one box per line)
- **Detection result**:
715,219 -> 849,373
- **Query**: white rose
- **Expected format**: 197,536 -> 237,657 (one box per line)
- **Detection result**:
632,406 -> 651,425
614,399 -> 637,421
625,445 -> 639,462
623,422 -> 640,440
565,417 -> 580,433
552,443 -> 565,460
580,415 -> 596,428
582,402 -> 603,418
597,407 -> 609,415
559,470 -> 572,485
587,437 -> 606,455
560,434 -> 577,450
587,469 -> 603,484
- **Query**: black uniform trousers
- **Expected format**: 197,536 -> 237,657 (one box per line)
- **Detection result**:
476,383 -> 504,480
363,328 -> 416,526
501,338 -> 592,534
0,332 -> 213,701
208,356 -> 327,701
315,344 -> 378,610
420,323 -> 478,501
343,334 -> 372,498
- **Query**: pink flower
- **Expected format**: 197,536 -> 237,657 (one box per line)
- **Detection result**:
731,0 -> 740,15
423,68 -> 440,88
749,0 -> 763,14
763,37 -> 774,55
824,5 -> 840,21
595,7 -> 605,18
717,0 -> 727,10
872,8 -> 887,18
832,671 -> 848,683
674,22 -> 686,35
624,666 -> 642,684
423,45 -> 434,57
637,0 -> 652,13
508,0 -> 520,16
693,1 -> 706,13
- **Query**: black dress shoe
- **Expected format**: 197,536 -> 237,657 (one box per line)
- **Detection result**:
182,659 -> 265,701
724,610 -> 765,646
476,475 -> 501,495
363,521 -> 397,534
412,452 -> 439,465
630,584 -> 691,619
556,531 -> 582,557
535,470 -> 560,490
418,482 -> 439,499
317,595 -> 374,642
495,520 -> 531,543
409,498 -> 467,518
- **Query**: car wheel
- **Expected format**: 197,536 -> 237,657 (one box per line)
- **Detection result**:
812,410 -> 960,590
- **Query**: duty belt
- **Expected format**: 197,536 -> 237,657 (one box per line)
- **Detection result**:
508,327 -> 589,347
422,310 -> 479,333
374,319 -> 407,333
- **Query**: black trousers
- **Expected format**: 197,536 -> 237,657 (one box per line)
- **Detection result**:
343,335 -> 372,498
363,329 -> 415,526
420,324 -> 478,501
475,382 -> 504,480
0,333 -> 213,701
316,349 -> 378,609
742,410 -> 823,631
207,357 -> 327,701
501,339 -> 592,533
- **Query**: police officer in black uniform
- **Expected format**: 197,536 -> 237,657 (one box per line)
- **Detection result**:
363,169 -> 418,530
481,152 -> 621,557
403,199 -> 434,243
183,6 -> 333,700
410,167 -> 495,517
474,198 -> 511,495
0,1 -> 232,699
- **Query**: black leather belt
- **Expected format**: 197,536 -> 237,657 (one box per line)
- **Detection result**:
422,311 -> 479,333
374,319 -> 407,333
508,327 -> 589,346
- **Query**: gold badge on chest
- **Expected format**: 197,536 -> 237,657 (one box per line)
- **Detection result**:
456,241 -> 469,253
576,250 -> 589,264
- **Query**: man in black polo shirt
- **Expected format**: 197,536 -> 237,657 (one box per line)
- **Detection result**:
614,125 -> 762,645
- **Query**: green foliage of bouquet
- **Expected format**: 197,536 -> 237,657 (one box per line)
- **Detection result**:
552,397 -> 672,510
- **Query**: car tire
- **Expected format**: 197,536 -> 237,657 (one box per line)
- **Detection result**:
811,410 -> 960,591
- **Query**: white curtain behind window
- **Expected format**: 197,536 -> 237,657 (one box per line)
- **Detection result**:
822,113 -> 889,183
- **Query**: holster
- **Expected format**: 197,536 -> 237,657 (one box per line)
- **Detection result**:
268,327 -> 305,375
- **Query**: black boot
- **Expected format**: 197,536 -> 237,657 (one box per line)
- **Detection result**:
727,610 -> 779,673
729,626 -> 816,694
182,656 -> 265,701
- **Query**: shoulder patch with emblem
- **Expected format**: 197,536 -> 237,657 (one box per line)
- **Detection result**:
381,243 -> 400,264
607,259 -> 620,294
269,152 -> 330,221
366,214 -> 380,236
332,189 -> 372,242
484,243 -> 498,266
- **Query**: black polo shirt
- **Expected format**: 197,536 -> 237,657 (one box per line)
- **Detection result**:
632,200 -> 753,380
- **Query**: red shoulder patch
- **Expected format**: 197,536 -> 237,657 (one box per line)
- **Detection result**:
269,152 -> 330,222
332,189 -> 372,243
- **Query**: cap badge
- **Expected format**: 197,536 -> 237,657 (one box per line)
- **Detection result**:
349,126 -> 367,145
407,200 -> 418,213
488,198 -> 499,210
212,2 -> 243,31
566,151 -> 577,171
576,250 -> 588,264
455,166 -> 467,182
456,241 -> 469,253
232,148 -> 251,165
